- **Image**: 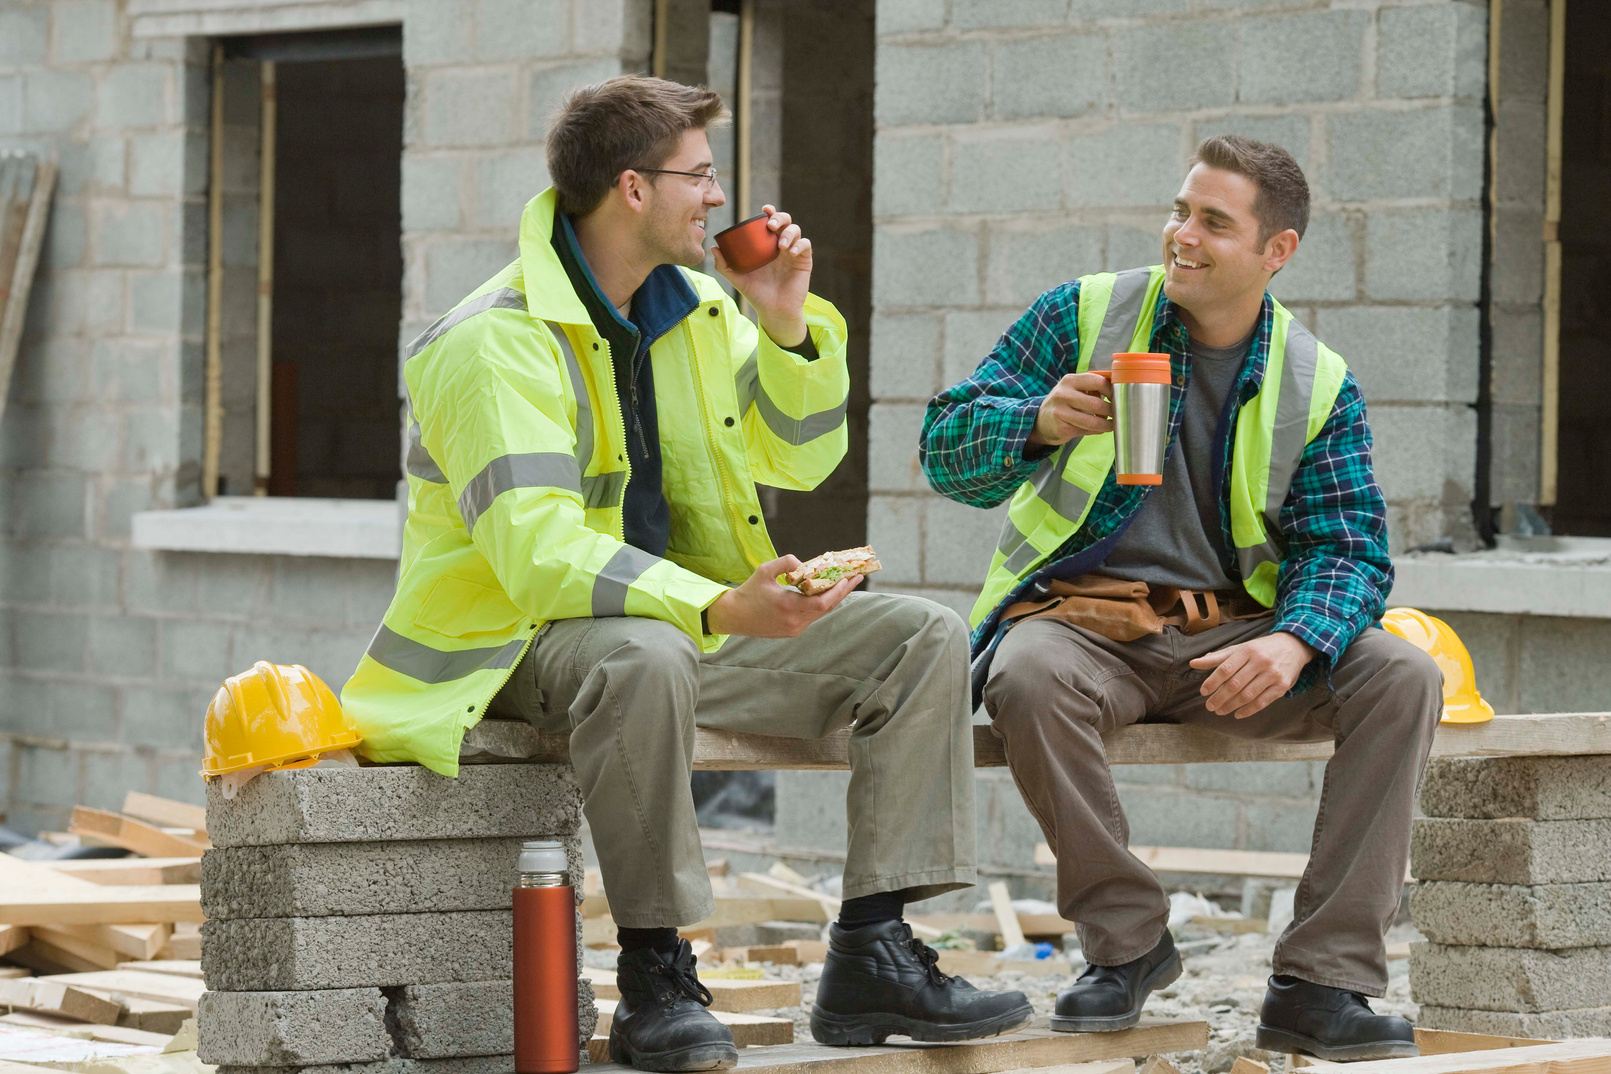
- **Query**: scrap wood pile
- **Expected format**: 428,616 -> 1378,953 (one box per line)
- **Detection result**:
0,792 -> 207,1072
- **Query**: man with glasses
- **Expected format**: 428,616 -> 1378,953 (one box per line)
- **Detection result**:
342,76 -> 1030,1071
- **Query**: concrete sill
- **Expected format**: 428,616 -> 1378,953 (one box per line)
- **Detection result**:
131,497 -> 401,560
1393,537 -> 1611,618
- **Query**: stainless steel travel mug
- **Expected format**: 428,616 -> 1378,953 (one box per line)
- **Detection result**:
1103,353 -> 1172,486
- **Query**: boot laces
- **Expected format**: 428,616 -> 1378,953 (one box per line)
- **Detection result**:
651,946 -> 714,1008
902,929 -> 952,988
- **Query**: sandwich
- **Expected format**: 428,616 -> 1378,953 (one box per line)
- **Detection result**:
783,546 -> 882,596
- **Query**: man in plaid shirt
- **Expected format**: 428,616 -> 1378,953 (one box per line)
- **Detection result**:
921,137 -> 1442,1060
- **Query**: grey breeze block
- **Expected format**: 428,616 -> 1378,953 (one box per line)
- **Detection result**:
1409,942 -> 1611,1012
1420,756 -> 1611,820
216,1056 -> 515,1074
198,981 -> 598,1065
1412,881 -> 1611,949
1417,1005 -> 1611,1039
201,838 -> 585,919
202,911 -> 513,991
205,764 -> 580,848
1411,817 -> 1611,884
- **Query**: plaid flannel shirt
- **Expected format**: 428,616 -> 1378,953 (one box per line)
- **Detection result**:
920,276 -> 1393,693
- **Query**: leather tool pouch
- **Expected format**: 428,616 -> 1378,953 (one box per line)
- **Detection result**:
999,574 -> 1269,643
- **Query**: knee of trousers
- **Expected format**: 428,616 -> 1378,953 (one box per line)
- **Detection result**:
1350,630 -> 1445,736
594,618 -> 700,698
983,625 -> 1105,735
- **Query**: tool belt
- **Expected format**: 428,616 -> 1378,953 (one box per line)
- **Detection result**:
1000,574 -> 1271,643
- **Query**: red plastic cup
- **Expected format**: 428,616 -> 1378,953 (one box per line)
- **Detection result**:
713,213 -> 780,273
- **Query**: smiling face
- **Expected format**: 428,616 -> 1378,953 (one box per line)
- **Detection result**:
640,127 -> 727,268
1161,163 -> 1286,320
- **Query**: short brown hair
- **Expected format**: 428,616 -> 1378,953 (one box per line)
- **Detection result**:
1190,135 -> 1310,247
546,76 -> 729,216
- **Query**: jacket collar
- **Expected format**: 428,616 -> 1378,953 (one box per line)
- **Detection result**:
551,209 -> 698,352
1154,289 -> 1276,399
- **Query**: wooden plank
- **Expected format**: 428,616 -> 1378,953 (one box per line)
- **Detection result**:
0,855 -> 181,958
932,948 -> 1069,979
0,967 -> 30,980
1337,1040 -> 1611,1074
113,961 -> 203,980
464,714 -> 1611,769
719,945 -> 801,966
0,886 -> 202,927
1230,1059 -> 1269,1074
0,923 -> 27,957
46,859 -> 201,886
1416,1030 -> 1560,1056
26,928 -> 123,970
908,912 -> 1078,938
41,971 -> 205,1013
0,976 -> 123,1025
157,924 -> 199,961
593,998 -> 792,1047
120,793 -> 207,837
987,882 -> 1027,950
1186,916 -> 1266,935
0,1011 -> 172,1047
0,156 -> 56,424
584,1020 -> 1207,1074
783,940 -> 828,963
38,923 -> 171,962
1034,844 -> 1309,878
69,807 -> 210,858
582,967 -> 799,1013
1138,1057 -> 1181,1074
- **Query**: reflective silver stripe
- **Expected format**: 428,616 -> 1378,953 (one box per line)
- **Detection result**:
406,287 -> 527,360
1004,532 -> 1047,576
1264,319 -> 1320,527
582,470 -> 626,510
459,453 -> 581,533
366,624 -> 528,684
1090,267 -> 1155,372
735,349 -> 760,414
591,544 -> 660,617
757,391 -> 848,446
544,321 -> 593,474
1237,539 -> 1284,581
406,421 -> 447,484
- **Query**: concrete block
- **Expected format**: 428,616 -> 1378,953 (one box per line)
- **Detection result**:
873,132 -> 944,218
1192,114 -> 1312,173
50,543 -> 121,607
87,615 -> 158,677
1312,305 -> 1479,406
950,0 -> 1065,29
948,127 -> 1062,215
401,0 -> 476,65
1066,123 -> 1184,208
1107,222 -> 1163,272
1369,403 -> 1476,503
1121,787 -> 1240,851
1409,942 -> 1611,1012
402,155 -> 464,232
14,610 -> 89,674
24,70 -> 94,132
420,69 -> 516,148
0,75 -> 21,136
44,202 -> 87,269
15,744 -> 78,811
80,750 -> 152,812
0,6 -> 49,65
865,496 -> 922,585
1113,21 -> 1235,114
992,34 -> 1107,120
197,989 -> 391,1066
14,470 -> 87,539
54,0 -> 118,64
868,312 -> 941,401
391,980 -> 511,1058
872,225 -> 979,308
1490,307 -> 1544,406
923,497 -> 1004,586
423,238 -> 519,316
1069,0 -> 1191,17
1497,98 -> 1547,208
985,223 -> 1101,308
93,202 -> 164,267
1267,211 -> 1355,305
473,148 -> 548,229
1417,1005 -> 1611,1039
130,130 -> 196,198
1412,881 -> 1611,949
1240,11 -> 1367,105
160,617 -> 231,683
96,65 -> 171,129
866,402 -> 927,493
216,1057 -> 515,1074
1379,3 -> 1487,100
1327,106 -> 1483,202
1184,761 -> 1315,798
525,60 -> 624,138
474,0 -> 567,61
205,763 -> 581,848
121,685 -> 209,750
774,770 -> 849,852
1491,207 -> 1546,306
202,911 -> 514,991
1421,756 -> 1611,821
1365,208 -> 1483,303
875,42 -> 988,127
1412,817 -> 1611,885
876,0 -> 946,34
1489,403 -> 1541,505
1518,618 -> 1611,716
201,838 -> 536,919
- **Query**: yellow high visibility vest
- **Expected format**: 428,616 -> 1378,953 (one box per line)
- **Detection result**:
971,265 -> 1348,628
342,188 -> 850,775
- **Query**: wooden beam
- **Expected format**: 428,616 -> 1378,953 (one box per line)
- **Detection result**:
1337,1041 -> 1611,1074
45,858 -> 201,886
1230,1060 -> 1270,1074
0,156 -> 57,425
988,881 -> 1027,949
44,970 -> 206,1013
1540,0 -> 1566,505
0,923 -> 27,957
0,885 -> 203,926
36,922 -> 171,962
113,960 -> 203,980
1035,844 -> 1311,878
1416,1030 -> 1560,1055
120,793 -> 207,835
27,927 -> 123,970
593,997 -> 792,1048
0,853 -> 187,954
0,1011 -> 172,1047
464,713 -> 1611,769
69,807 -> 209,857
582,968 -> 800,1013
0,977 -> 123,1025
908,911 -> 1078,938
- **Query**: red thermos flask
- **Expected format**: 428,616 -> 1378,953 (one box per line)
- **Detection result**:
513,840 -> 578,1074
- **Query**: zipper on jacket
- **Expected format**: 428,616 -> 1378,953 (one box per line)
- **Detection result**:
593,330 -> 631,541
682,317 -> 751,558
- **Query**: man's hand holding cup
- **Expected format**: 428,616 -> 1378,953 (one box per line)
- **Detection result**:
1027,372 -> 1114,449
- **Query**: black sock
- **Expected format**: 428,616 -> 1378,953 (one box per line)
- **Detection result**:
837,889 -> 905,928
617,926 -> 680,954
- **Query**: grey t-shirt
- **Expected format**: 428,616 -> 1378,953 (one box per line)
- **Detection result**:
1098,331 -> 1253,591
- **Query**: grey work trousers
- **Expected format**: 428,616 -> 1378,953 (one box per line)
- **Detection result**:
982,613 -> 1442,996
489,592 -> 978,928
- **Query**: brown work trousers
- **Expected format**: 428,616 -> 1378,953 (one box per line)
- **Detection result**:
983,613 -> 1442,996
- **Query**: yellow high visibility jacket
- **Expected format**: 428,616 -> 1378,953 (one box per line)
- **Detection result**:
341,188 -> 850,775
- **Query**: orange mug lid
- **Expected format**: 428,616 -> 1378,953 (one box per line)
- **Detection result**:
1110,352 -> 1171,384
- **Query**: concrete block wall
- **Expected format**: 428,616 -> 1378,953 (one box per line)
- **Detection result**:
197,762 -> 595,1071
868,0 -> 1490,630
1410,755 -> 1611,1037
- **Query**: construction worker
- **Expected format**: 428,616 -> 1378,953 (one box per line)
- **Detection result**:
920,136 -> 1442,1062
341,76 -> 1029,1070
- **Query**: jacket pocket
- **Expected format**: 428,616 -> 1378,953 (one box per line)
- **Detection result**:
414,575 -> 525,640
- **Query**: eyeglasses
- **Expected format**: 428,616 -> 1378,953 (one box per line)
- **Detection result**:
632,166 -> 719,190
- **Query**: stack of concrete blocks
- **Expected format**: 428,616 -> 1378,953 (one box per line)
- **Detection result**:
1410,754 -> 1611,1037
196,762 -> 596,1074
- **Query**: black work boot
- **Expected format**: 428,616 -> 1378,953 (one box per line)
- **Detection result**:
810,920 -> 1033,1045
1051,931 -> 1181,1032
608,940 -> 737,1072
1256,974 -> 1418,1061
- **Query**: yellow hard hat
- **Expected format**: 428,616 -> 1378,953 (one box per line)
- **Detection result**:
1380,608 -> 1495,724
203,662 -> 362,776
